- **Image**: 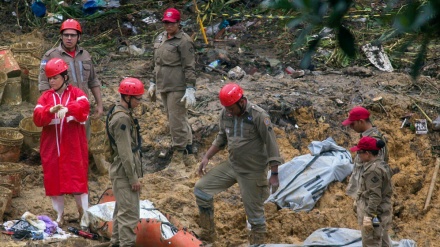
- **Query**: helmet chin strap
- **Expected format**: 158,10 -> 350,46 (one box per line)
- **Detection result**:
237,98 -> 246,116
123,96 -> 133,109
54,76 -> 69,93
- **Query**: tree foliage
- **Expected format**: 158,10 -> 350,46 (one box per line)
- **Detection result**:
262,0 -> 439,78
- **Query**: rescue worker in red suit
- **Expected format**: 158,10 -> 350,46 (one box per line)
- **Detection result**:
107,78 -> 144,247
33,58 -> 90,227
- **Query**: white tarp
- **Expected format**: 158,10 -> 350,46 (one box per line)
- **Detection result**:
266,137 -> 353,211
304,228 -> 416,247
83,200 -> 176,239
255,228 -> 416,246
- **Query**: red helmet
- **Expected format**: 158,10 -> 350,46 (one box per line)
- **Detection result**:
162,8 -> 180,22
45,58 -> 68,78
118,77 -> 145,96
219,83 -> 243,107
60,19 -> 82,34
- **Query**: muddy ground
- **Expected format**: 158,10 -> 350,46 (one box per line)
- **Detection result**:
0,1 -> 440,246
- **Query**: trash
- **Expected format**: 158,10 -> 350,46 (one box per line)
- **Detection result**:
158,150 -> 167,158
68,227 -> 98,240
227,66 -> 246,80
82,0 -> 99,15
46,13 -> 63,24
415,119 -> 428,134
31,1 -> 46,17
400,113 -> 413,128
285,66 -> 294,74
106,0 -> 120,8
205,20 -> 229,36
334,99 -> 344,106
142,16 -> 158,24
361,43 -> 393,72
122,22 -> 138,35
118,45 -> 145,56
205,59 -> 221,72
372,96 -> 383,102
290,69 -> 305,78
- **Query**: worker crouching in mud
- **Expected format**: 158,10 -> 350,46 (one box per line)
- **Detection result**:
194,83 -> 283,245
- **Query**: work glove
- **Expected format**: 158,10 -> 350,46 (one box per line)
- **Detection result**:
180,87 -> 196,109
49,104 -> 63,114
56,107 -> 68,119
147,81 -> 156,101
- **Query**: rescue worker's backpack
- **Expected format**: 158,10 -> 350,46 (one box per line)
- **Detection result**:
105,105 -> 142,158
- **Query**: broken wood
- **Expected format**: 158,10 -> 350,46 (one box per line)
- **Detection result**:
424,158 -> 440,210
413,101 -> 433,123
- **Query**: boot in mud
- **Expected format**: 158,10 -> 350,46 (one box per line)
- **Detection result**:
183,153 -> 197,167
249,230 -> 266,245
198,206 -> 217,243
183,144 -> 196,166
165,150 -> 185,171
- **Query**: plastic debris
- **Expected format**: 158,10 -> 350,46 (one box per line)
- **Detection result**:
82,0 -> 99,15
142,16 -> 158,24
31,1 -> 46,17
119,45 -> 145,56
228,66 -> 246,80
47,13 -> 63,24
361,43 -> 393,72
415,119 -> 428,134
205,59 -> 221,72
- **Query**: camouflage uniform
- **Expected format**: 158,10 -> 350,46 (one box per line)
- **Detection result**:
347,127 -> 389,198
153,29 -> 196,152
194,101 -> 283,237
107,103 -> 142,247
356,158 -> 393,247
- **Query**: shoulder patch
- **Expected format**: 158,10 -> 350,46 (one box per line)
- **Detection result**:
40,60 -> 47,69
370,176 -> 379,183
120,124 -> 126,131
264,117 -> 271,126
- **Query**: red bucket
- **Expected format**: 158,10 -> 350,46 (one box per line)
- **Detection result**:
0,46 -> 21,78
